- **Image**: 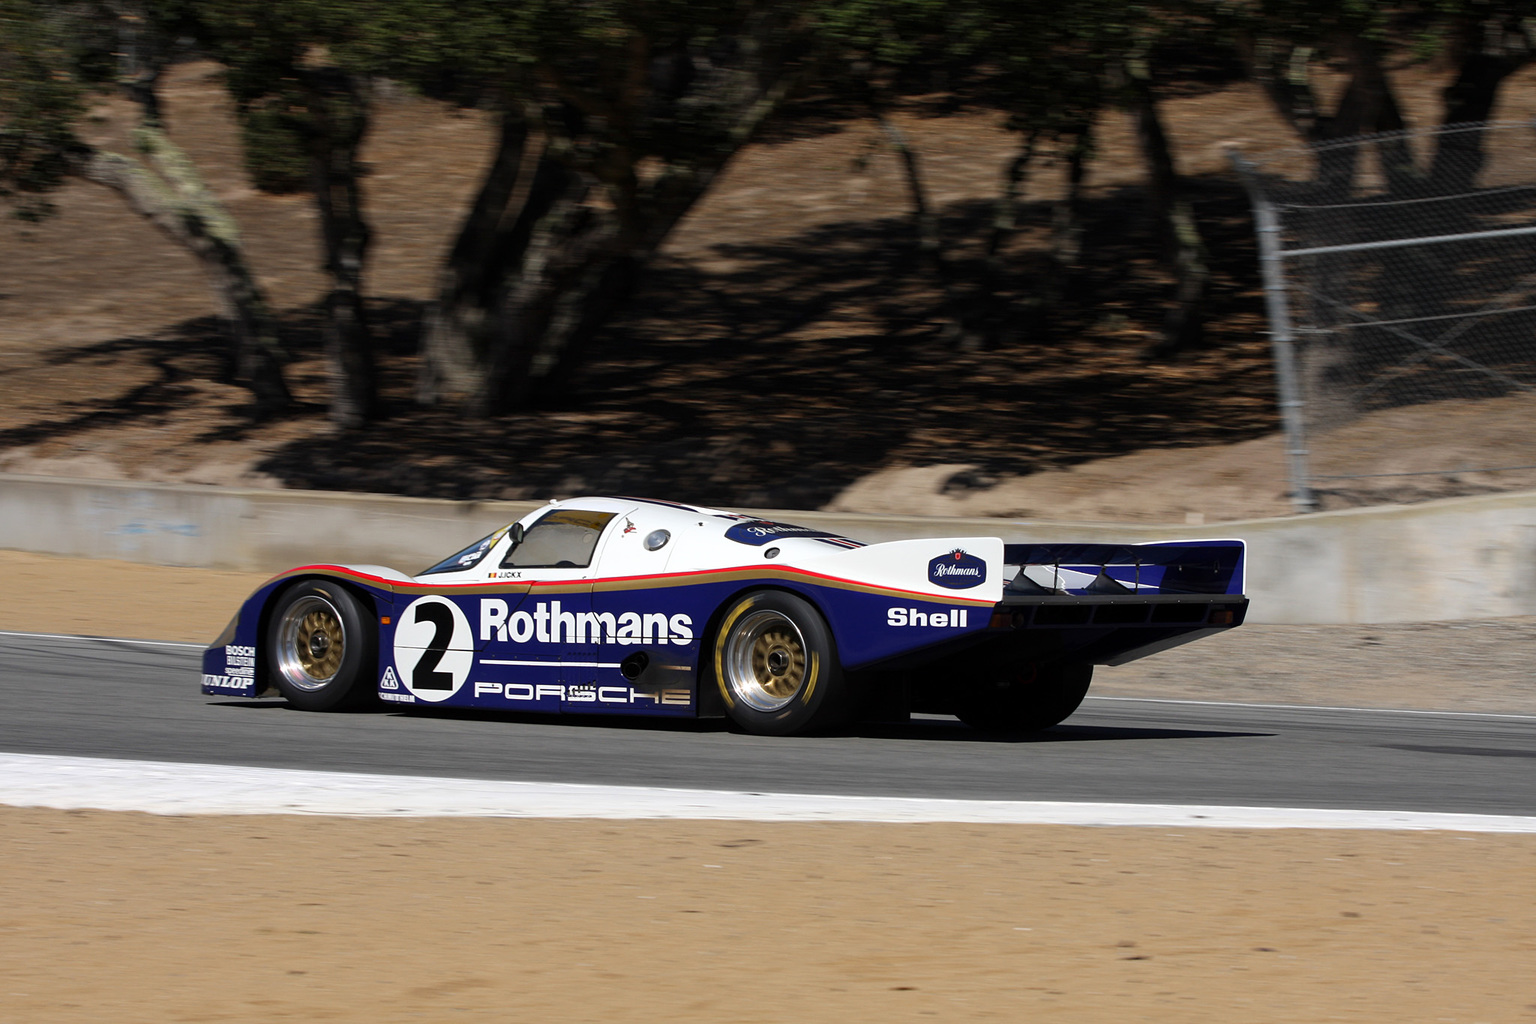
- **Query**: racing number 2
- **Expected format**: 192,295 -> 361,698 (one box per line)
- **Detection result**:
393,595 -> 474,702
410,601 -> 457,690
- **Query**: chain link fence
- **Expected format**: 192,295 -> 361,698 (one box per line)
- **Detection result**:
1230,123 -> 1536,512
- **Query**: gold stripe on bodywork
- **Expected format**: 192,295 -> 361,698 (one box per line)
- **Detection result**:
264,566 -> 534,599
266,563 -> 993,607
592,566 -> 994,606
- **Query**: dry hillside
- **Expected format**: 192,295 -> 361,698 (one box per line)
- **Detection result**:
4,57 -> 1536,521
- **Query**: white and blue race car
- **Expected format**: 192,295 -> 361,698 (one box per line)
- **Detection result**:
202,496 -> 1247,735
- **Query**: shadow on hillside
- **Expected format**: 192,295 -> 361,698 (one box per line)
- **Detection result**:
0,298 -> 426,453
0,175 -> 1275,506
251,173 -> 1276,505
0,325 -> 226,449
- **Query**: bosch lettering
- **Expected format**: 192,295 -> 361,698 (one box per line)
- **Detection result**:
224,644 -> 256,680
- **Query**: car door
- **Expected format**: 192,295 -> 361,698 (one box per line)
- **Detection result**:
590,509 -> 699,714
483,506 -> 624,712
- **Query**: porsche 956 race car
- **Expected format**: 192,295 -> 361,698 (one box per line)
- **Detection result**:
202,496 -> 1247,736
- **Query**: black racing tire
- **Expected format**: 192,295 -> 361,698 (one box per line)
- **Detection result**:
712,590 -> 849,736
954,662 -> 1093,735
266,580 -> 376,712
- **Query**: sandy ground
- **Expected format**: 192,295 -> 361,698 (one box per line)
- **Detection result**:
1,810 -> 1533,1023
4,550 -> 1535,1023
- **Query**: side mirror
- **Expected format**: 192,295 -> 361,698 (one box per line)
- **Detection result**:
510,522 -> 525,546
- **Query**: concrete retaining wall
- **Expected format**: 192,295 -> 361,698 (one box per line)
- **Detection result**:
3,472 -> 1533,624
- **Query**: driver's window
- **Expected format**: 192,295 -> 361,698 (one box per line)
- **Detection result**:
501,509 -> 617,569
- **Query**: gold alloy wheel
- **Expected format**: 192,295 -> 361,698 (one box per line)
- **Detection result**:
723,609 -> 808,712
275,594 -> 347,692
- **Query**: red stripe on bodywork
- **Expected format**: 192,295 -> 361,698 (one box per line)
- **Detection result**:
267,562 -> 996,605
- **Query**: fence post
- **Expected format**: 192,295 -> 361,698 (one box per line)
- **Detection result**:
1228,147 -> 1315,512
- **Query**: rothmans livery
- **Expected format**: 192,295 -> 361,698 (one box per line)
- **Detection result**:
202,497 -> 1248,735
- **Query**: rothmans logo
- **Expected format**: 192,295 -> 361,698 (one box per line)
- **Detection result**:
929,548 -> 987,590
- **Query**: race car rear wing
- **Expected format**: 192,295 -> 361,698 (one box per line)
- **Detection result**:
1001,539 -> 1244,597
981,539 -> 1247,667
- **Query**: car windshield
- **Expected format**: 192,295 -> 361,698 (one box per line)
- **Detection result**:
419,527 -> 506,575
501,509 -> 617,569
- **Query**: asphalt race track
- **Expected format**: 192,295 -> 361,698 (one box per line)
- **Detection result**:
3,633 -> 1534,817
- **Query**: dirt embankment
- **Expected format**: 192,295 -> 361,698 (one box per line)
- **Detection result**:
7,60 -> 1536,517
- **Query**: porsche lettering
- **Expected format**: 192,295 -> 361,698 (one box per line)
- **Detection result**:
473,681 -> 690,705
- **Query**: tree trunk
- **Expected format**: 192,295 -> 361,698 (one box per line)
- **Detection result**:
1432,15 -> 1532,190
475,176 -> 610,414
1241,34 -> 1411,191
1049,129 -> 1089,275
417,107 -> 532,406
1244,37 -> 1325,140
459,72 -> 796,415
521,252 -> 639,405
460,151 -> 586,414
511,80 -> 790,399
75,133 -> 291,416
988,133 -> 1037,264
306,71 -> 375,428
1327,37 -> 1413,192
133,128 -> 290,414
1125,58 -> 1208,354
82,4 -> 291,417
877,111 -> 981,349
976,133 -> 1039,347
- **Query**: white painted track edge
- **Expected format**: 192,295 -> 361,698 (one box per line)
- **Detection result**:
3,753 -> 1535,832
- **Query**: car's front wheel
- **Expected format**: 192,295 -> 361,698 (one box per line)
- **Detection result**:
712,591 -> 850,736
267,580 -> 376,711
954,662 -> 1093,735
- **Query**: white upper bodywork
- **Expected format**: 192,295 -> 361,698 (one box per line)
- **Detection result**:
411,496 -> 1007,604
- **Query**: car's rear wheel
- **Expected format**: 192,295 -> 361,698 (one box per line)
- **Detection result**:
713,591 -> 849,736
267,580 -> 376,711
954,662 -> 1093,735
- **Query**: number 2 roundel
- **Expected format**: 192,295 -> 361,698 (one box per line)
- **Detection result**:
393,596 -> 474,702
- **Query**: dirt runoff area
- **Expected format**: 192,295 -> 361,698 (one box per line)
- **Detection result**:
3,549 -> 1536,1023
0,810 -> 1531,1024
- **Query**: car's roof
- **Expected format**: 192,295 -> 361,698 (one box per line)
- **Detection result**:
529,495 -> 724,524
537,497 -> 734,525
537,496 -> 861,549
